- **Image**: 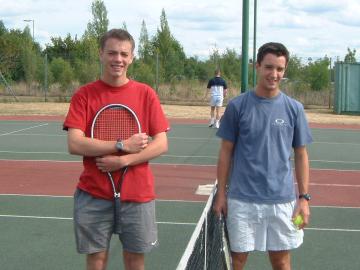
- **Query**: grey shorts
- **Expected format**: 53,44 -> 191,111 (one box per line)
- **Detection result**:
73,188 -> 158,254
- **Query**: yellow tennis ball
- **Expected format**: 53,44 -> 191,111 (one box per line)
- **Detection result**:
293,215 -> 304,226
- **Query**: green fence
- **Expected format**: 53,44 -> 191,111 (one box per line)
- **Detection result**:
335,63 -> 360,114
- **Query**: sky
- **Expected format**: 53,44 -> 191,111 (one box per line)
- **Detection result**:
1,0 -> 360,63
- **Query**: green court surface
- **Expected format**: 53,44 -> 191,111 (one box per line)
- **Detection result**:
1,119 -> 360,269
0,195 -> 205,270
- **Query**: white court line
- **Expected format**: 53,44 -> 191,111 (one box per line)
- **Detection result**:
305,227 -> 360,232
0,214 -> 71,220
0,159 -> 217,167
0,194 -> 358,209
169,136 -> 218,141
310,183 -> 360,188
9,133 -> 65,137
2,158 -> 359,171
310,159 -> 360,164
0,193 -> 205,203
0,152 -> 218,159
8,134 -> 215,140
0,123 -> 49,136
312,205 -> 360,209
157,221 -> 196,226
5,133 -> 360,145
0,151 -> 68,154
313,141 -> 360,146
0,158 -> 81,162
163,154 -> 217,159
0,193 -> 72,198
0,214 -> 196,225
1,152 -> 360,164
0,214 -> 358,231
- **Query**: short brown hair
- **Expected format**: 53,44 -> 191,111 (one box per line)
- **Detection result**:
257,42 -> 289,65
99,29 -> 135,52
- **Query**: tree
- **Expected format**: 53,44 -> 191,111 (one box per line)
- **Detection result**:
152,9 -> 186,82
344,48 -> 357,63
121,22 -> 128,31
209,45 -> 220,69
286,55 -> 303,80
220,49 -> 241,84
85,0 -> 109,42
0,20 -> 7,36
138,20 -> 152,64
0,26 -> 21,78
73,36 -> 100,84
304,57 -> 330,91
130,60 -> 154,86
44,34 -> 79,62
50,57 -> 74,93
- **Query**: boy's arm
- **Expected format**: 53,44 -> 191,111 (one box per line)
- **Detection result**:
213,139 -> 234,218
95,132 -> 168,172
67,128 -> 147,157
293,145 -> 311,229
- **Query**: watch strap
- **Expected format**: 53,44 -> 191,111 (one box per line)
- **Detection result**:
299,193 -> 311,201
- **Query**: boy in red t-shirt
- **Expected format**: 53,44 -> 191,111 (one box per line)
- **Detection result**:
63,29 -> 169,270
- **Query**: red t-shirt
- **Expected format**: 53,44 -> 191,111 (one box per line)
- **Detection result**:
63,80 -> 169,202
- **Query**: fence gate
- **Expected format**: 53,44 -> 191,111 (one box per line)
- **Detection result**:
335,62 -> 360,114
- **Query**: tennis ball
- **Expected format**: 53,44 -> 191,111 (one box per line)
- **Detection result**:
293,215 -> 304,227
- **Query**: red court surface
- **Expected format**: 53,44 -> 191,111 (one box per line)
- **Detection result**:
1,115 -> 359,207
1,160 -> 359,207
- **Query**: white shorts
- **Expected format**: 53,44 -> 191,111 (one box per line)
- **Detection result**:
210,95 -> 224,107
227,198 -> 303,252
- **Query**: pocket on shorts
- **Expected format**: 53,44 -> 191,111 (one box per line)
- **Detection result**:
276,200 -> 296,219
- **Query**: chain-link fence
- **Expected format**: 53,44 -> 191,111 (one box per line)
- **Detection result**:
0,53 -> 335,109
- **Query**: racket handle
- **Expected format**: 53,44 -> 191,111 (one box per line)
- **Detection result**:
114,198 -> 120,233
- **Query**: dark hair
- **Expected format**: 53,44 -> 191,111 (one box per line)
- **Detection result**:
99,29 -> 135,52
256,42 -> 289,65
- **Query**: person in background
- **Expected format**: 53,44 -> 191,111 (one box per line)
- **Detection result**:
205,68 -> 228,128
213,42 -> 312,270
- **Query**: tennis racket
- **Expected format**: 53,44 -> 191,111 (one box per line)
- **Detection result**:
91,103 -> 141,231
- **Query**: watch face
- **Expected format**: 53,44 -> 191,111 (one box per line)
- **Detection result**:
116,141 -> 124,151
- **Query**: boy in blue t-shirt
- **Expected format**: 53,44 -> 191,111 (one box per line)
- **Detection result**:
213,42 -> 312,270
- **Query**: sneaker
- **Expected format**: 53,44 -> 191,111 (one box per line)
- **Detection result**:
209,119 -> 215,127
215,121 -> 220,129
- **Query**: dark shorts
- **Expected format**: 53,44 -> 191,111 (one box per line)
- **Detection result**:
73,188 -> 158,254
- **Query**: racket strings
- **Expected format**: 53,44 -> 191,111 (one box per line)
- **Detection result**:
93,109 -> 139,141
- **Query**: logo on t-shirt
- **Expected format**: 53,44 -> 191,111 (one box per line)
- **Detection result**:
272,118 -> 288,127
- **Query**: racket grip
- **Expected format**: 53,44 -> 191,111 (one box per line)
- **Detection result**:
114,198 -> 120,233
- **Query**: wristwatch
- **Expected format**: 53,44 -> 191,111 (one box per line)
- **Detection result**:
115,139 -> 124,152
299,193 -> 311,201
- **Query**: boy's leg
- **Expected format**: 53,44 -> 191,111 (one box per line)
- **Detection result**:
123,251 -> 145,270
86,251 -> 109,270
231,252 -> 249,270
215,106 -> 221,128
209,106 -> 215,127
268,250 -> 291,270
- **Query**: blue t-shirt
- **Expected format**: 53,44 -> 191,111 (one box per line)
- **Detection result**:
216,90 -> 313,204
207,76 -> 228,97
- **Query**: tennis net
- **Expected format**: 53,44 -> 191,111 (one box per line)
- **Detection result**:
176,183 -> 232,270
